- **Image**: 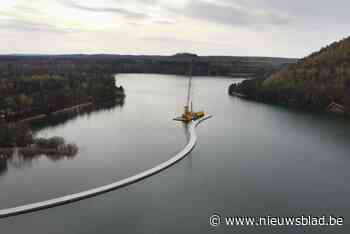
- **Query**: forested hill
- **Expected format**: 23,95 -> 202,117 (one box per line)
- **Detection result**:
230,36 -> 350,113
0,54 -> 296,78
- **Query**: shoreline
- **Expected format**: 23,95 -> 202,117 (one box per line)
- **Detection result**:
0,115 -> 212,218
4,98 -> 124,126
229,92 -> 247,98
14,102 -> 94,124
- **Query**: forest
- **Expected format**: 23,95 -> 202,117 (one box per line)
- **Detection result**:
0,71 -> 125,153
229,36 -> 350,114
0,73 -> 125,123
0,54 -> 295,78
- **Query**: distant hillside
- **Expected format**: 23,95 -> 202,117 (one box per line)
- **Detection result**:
230,36 -> 350,114
0,54 -> 296,78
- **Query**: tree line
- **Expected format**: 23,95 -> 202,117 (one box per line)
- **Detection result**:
229,36 -> 350,113
0,73 -> 125,123
0,54 -> 295,78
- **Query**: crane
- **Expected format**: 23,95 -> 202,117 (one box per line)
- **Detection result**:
174,59 -> 205,123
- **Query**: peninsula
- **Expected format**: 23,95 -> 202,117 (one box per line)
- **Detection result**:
0,73 -> 125,158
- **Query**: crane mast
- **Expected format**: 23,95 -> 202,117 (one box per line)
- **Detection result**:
173,58 -> 205,123
186,61 -> 193,112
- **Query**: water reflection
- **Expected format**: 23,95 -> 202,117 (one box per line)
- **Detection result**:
31,99 -> 124,131
179,122 -> 194,172
0,159 -> 7,176
0,99 -> 124,177
0,149 -> 78,177
181,122 -> 190,141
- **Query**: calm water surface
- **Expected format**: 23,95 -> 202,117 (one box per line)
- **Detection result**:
1,74 -> 350,233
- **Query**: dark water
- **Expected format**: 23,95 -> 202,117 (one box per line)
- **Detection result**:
1,74 -> 350,234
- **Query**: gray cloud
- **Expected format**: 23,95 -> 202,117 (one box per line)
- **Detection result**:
1,0 -> 349,57
169,0 -> 291,28
128,22 -> 143,27
0,19 -> 74,34
142,36 -> 234,47
142,36 -> 192,44
221,0 -> 350,27
152,20 -> 176,25
63,0 -> 149,19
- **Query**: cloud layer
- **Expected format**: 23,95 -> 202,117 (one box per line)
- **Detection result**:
170,0 -> 292,28
1,0 -> 349,57
62,0 -> 149,19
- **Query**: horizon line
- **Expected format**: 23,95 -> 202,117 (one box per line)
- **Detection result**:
0,53 -> 299,59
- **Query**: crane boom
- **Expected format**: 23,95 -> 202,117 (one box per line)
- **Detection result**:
173,58 -> 205,123
187,61 -> 193,110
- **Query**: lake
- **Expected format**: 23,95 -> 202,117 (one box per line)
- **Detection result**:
1,74 -> 350,233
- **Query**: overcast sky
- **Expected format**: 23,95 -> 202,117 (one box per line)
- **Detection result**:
1,0 -> 349,58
